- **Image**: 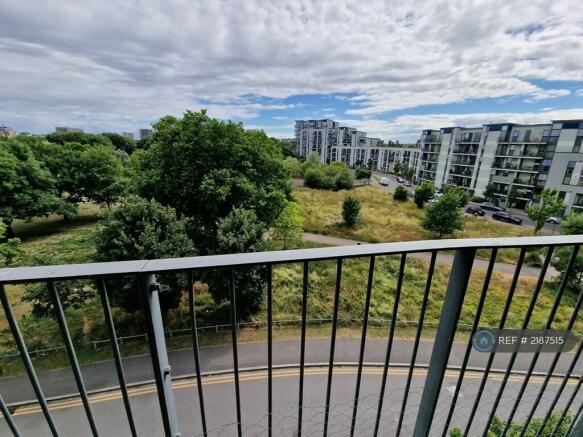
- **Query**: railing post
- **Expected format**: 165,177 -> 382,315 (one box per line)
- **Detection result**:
141,274 -> 181,437
413,248 -> 475,437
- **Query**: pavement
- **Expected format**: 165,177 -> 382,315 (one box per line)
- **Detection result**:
1,338 -> 582,436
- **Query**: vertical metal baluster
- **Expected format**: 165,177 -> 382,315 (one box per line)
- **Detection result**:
349,256 -> 376,437
463,247 -> 527,437
483,246 -> 554,436
0,392 -> 20,436
297,261 -> 309,437
440,248 -> 498,437
322,258 -> 343,437
267,264 -> 273,437
229,269 -> 243,437
139,274 -> 180,437
396,250 -> 437,437
0,283 -> 58,436
549,372 -> 583,436
513,245 -> 581,437
373,253 -> 407,437
187,271 -> 207,437
414,248 -> 476,437
536,338 -> 583,437
97,278 -> 137,437
48,281 -> 99,436
566,398 -> 583,436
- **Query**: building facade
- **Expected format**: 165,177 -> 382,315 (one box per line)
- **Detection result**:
294,119 -> 419,173
122,132 -> 135,140
415,119 -> 583,214
140,128 -> 153,140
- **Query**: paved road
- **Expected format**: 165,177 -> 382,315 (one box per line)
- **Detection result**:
1,339 -> 582,436
303,232 -> 557,279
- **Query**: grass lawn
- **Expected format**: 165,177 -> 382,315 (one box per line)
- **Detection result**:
294,185 -> 540,264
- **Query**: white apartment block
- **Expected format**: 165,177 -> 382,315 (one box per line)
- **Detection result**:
415,119 -> 583,214
295,119 -> 419,173
0,125 -> 16,138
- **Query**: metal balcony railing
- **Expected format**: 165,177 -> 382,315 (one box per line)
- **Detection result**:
1,236 -> 583,436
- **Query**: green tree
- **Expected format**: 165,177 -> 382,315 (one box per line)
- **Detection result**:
102,132 -> 136,154
421,192 -> 463,238
0,140 -> 71,237
131,111 -> 291,254
444,185 -> 469,207
355,166 -> 372,179
483,183 -> 496,201
335,169 -> 354,190
304,167 -> 327,188
342,195 -> 361,227
414,182 -> 435,209
0,221 -> 23,266
301,153 -> 321,175
404,167 -> 415,181
393,161 -> 402,175
77,146 -> 125,207
393,185 -> 408,201
272,202 -> 304,249
507,186 -> 519,207
527,188 -> 564,234
207,208 -> 269,319
283,157 -> 302,178
95,196 -> 196,313
273,138 -> 296,157
552,212 -> 583,291
45,131 -> 112,148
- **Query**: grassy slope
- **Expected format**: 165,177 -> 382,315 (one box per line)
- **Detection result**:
294,186 -> 539,263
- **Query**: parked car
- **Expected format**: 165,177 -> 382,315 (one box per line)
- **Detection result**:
407,190 -> 415,198
492,211 -> 523,225
546,216 -> 561,224
397,176 -> 404,183
379,177 -> 390,186
480,202 -> 505,212
434,191 -> 443,198
404,180 -> 412,187
465,206 -> 485,216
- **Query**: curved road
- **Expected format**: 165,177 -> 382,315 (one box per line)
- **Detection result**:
1,338 -> 582,436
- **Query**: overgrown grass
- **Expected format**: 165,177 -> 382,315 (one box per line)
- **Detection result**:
294,186 -> 539,263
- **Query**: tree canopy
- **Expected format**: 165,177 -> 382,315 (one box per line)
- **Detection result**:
527,189 -> 564,234
420,191 -> 463,238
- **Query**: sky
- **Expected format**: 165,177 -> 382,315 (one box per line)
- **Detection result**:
1,0 -> 582,142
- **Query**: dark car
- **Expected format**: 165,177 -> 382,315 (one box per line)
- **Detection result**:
480,202 -> 505,212
465,206 -> 485,216
492,211 -> 523,225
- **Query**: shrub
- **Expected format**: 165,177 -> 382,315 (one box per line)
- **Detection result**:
471,196 -> 486,203
282,157 -> 303,178
355,166 -> 372,179
421,192 -> 463,238
414,182 -> 435,209
342,195 -> 361,227
393,185 -> 408,201
335,169 -> 354,190
304,167 -> 326,188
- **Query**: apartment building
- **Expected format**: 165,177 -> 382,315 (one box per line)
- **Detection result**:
294,119 -> 419,173
55,126 -> 84,133
0,125 -> 16,138
122,132 -> 135,140
415,119 -> 583,214
140,128 -> 153,139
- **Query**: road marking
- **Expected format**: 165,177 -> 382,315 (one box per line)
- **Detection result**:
5,367 -> 579,417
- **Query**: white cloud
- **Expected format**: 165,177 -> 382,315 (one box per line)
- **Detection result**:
0,0 -> 582,132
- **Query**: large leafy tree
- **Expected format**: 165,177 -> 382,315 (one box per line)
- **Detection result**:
95,196 -> 197,313
420,191 -> 463,238
77,146 -> 125,207
102,132 -> 136,155
131,110 -> 291,253
0,140 -> 70,237
45,131 -> 112,148
527,188 -> 564,234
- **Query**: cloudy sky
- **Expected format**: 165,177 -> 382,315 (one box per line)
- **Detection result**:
1,0 -> 582,141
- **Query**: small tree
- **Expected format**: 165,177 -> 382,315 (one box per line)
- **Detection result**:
421,192 -> 463,238
404,167 -> 415,181
393,185 -> 408,201
304,167 -> 326,188
335,169 -> 354,190
272,201 -> 304,249
283,157 -> 302,178
444,186 -> 469,207
560,212 -> 583,235
342,195 -> 361,227
506,186 -> 519,208
355,166 -> 372,179
483,183 -> 496,201
414,182 -> 435,209
527,188 -> 564,234
95,196 -> 196,313
393,161 -> 402,175
551,212 -> 583,290
0,221 -> 23,266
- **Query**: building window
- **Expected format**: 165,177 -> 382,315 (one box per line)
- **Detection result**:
563,161 -> 576,184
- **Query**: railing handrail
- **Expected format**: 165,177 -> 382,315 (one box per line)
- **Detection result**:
2,235 -> 582,283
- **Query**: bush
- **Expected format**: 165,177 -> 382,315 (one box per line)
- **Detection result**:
355,166 -> 372,179
283,157 -> 302,178
335,169 -> 354,190
421,192 -> 463,238
471,196 -> 486,203
342,195 -> 361,227
525,248 -> 544,267
304,167 -> 326,188
394,185 -> 408,201
414,182 -> 435,209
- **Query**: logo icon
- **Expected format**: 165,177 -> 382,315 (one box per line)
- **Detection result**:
472,329 -> 496,353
